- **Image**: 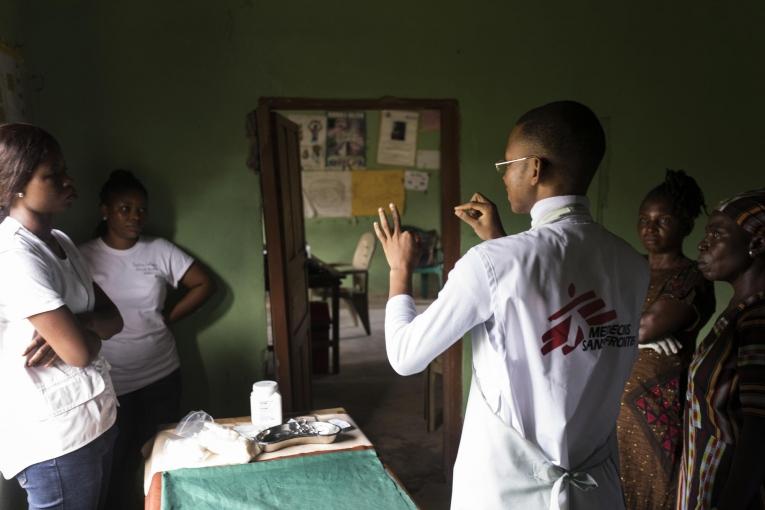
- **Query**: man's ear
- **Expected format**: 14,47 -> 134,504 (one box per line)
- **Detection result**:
749,234 -> 765,258
99,203 -> 109,220
528,157 -> 542,186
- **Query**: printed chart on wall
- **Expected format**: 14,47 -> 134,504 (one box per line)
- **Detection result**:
377,110 -> 419,166
0,43 -> 25,122
326,111 -> 366,170
302,171 -> 352,218
351,170 -> 405,216
404,170 -> 429,191
287,114 -> 327,170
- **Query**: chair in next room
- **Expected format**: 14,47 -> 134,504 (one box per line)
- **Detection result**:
402,226 -> 443,299
328,232 -> 376,335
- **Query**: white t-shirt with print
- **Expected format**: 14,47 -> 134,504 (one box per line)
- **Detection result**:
0,217 -> 117,479
78,236 -> 194,396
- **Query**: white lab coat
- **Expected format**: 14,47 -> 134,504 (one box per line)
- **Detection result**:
385,195 -> 648,509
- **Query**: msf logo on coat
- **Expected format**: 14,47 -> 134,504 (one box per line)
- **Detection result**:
541,283 -> 627,355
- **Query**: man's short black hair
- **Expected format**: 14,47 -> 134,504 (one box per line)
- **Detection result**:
516,101 -> 605,189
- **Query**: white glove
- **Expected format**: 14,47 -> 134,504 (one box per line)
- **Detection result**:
639,336 -> 682,356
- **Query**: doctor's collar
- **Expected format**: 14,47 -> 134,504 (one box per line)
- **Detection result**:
530,195 -> 591,229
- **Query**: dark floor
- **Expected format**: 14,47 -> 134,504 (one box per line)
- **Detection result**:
312,302 -> 451,510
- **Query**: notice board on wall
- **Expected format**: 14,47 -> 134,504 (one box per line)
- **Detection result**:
284,109 -> 438,219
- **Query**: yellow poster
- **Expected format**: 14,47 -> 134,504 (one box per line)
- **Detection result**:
351,170 -> 405,216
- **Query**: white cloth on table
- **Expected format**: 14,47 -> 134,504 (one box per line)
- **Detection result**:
385,195 -> 648,509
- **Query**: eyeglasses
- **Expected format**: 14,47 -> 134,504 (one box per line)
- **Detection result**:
494,155 -> 538,174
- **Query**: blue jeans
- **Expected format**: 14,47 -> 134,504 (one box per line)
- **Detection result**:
16,424 -> 117,510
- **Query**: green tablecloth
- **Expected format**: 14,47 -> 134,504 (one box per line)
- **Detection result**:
161,449 -> 417,510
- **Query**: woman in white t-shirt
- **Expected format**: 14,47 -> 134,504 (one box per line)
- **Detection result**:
79,169 -> 215,508
0,123 -> 123,510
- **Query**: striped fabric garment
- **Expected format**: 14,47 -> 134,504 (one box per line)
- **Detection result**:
716,188 -> 765,239
678,292 -> 765,510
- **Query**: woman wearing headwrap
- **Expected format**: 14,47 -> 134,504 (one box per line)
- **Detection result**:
617,170 -> 716,510
678,189 -> 765,510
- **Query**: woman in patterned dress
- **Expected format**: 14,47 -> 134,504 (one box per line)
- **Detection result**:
678,189 -> 765,510
617,170 -> 716,510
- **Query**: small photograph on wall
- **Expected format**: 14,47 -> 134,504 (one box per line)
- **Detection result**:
326,111 -> 366,170
287,113 -> 327,170
404,170 -> 429,191
378,110 -> 419,167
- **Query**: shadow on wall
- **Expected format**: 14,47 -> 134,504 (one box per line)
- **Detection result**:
142,173 -> 178,243
139,173 -> 237,415
165,255 -> 233,417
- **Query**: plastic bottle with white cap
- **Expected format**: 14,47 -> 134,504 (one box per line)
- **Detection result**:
250,380 -> 282,432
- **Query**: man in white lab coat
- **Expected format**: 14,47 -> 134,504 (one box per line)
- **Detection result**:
374,100 -> 648,510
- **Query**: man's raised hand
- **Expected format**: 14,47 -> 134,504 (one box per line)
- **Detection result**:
373,203 -> 422,297
454,192 -> 506,241
373,203 -> 421,273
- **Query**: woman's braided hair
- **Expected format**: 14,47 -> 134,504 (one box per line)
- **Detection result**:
643,169 -> 707,233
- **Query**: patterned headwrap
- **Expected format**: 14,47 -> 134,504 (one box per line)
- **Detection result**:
716,188 -> 765,238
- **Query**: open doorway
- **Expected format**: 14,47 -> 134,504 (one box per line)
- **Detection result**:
247,98 -> 461,489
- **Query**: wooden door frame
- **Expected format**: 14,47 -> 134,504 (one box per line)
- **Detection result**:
254,96 -> 462,478
247,109 -> 312,411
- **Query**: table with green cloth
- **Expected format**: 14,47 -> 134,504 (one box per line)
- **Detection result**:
160,449 -> 415,510
143,409 -> 416,510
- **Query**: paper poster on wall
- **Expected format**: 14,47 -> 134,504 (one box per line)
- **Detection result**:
302,171 -> 352,218
0,43 -> 25,122
420,109 -> 440,132
404,170 -> 429,191
287,114 -> 327,170
351,170 -> 405,216
377,110 -> 419,167
415,149 -> 440,170
326,111 -> 366,170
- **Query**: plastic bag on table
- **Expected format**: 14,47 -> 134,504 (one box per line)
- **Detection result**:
161,410 -> 214,464
173,410 -> 215,438
163,410 -> 259,464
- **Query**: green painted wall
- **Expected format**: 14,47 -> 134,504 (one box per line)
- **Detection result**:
0,2 -> 17,50
5,1 -> 764,422
15,1 -> 268,418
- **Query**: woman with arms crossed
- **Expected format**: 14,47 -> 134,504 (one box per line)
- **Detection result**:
79,169 -> 215,508
0,123 -> 123,510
